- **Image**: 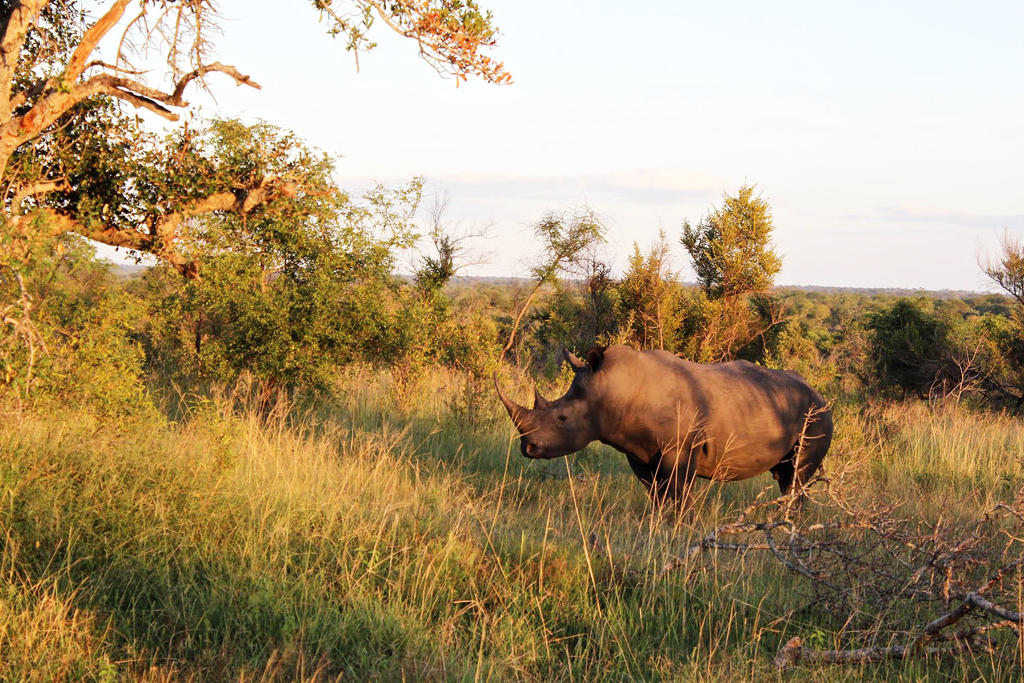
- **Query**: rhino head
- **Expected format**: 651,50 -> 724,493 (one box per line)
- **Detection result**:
495,347 -> 604,459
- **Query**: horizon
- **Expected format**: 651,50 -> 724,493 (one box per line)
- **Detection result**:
106,261 -> 1011,298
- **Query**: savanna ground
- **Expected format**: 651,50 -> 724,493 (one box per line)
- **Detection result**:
3,365 -> 1022,681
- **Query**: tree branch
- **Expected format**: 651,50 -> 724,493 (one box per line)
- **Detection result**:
167,62 -> 261,103
0,61 -> 260,165
64,0 -> 130,83
16,177 -> 297,279
776,564 -> 1024,669
10,177 -> 68,212
773,634 -> 996,669
80,62 -> 260,119
94,84 -> 177,119
0,0 -> 47,118
150,177 -> 297,248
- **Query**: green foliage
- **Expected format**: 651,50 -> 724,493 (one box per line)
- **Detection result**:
983,232 -> 1024,306
616,231 -> 682,350
580,254 -> 617,346
138,139 -> 426,391
4,0 -> 86,90
0,235 -> 151,417
867,299 -> 949,398
680,185 -> 781,300
529,208 -> 606,284
516,249 -> 618,366
501,208 -> 605,361
676,186 -> 783,362
414,232 -> 459,295
0,0 -> 506,292
861,296 -> 1024,407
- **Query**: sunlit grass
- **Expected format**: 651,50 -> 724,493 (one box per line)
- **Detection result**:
0,370 -> 1021,679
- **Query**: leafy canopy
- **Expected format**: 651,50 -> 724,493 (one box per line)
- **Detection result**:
0,0 -> 506,277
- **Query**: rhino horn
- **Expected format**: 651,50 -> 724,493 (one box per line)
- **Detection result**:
563,348 -> 586,372
533,387 -> 551,410
494,373 -> 530,428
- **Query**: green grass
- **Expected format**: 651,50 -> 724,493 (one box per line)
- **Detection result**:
0,369 -> 1022,680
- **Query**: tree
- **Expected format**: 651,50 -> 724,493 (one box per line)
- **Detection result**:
679,185 -> 783,361
976,232 -> 1024,408
413,191 -> 488,297
500,207 -> 604,361
617,231 -> 679,350
866,299 -> 948,398
580,246 -> 615,346
139,131 -> 425,392
0,0 -> 507,277
681,184 -> 781,299
982,232 -> 1024,307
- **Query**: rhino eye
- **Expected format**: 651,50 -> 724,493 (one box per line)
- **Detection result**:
557,414 -> 568,422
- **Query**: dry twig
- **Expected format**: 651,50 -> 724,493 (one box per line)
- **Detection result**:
660,475 -> 1024,669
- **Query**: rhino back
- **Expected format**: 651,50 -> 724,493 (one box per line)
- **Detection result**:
589,346 -> 826,479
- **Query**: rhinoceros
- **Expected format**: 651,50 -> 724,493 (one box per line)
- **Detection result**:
495,345 -> 833,507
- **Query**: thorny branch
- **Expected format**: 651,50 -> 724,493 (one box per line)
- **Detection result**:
660,474 -> 1024,668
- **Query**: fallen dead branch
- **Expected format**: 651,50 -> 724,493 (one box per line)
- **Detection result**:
660,471 -> 1024,669
772,634 -> 994,668
773,583 -> 1021,668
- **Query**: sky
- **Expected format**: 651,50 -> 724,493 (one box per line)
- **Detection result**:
105,0 -> 1024,291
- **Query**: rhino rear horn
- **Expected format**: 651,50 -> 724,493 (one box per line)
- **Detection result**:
563,348 -> 586,372
533,387 -> 551,409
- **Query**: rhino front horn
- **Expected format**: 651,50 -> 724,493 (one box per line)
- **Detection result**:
494,373 -> 529,428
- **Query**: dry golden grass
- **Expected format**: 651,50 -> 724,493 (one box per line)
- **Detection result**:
0,369 -> 1021,680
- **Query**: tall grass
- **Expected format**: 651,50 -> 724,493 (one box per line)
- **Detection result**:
0,370 -> 1021,679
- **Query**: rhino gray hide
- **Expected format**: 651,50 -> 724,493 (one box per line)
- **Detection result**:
495,345 -> 833,507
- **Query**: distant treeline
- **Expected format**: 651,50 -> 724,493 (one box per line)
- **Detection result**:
4,184 -> 1024,420
4,117 -> 1024,416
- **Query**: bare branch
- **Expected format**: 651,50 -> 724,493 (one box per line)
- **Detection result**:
0,60 -> 261,163
655,470 -> 1024,671
168,61 -> 261,102
82,59 -> 146,76
86,62 -> 260,112
95,83 -> 177,119
774,634 -> 996,668
778,589 -> 1022,669
64,0 -> 130,83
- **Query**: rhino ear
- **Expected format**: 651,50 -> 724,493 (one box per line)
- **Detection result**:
563,348 -> 586,372
586,346 -> 606,372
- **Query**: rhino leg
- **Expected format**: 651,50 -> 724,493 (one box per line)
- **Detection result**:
788,406 -> 834,503
769,453 -> 796,495
626,455 -> 675,505
625,453 -> 657,492
649,450 -> 697,513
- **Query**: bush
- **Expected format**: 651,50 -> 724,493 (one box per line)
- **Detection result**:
866,299 -> 948,398
1,236 -> 153,418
